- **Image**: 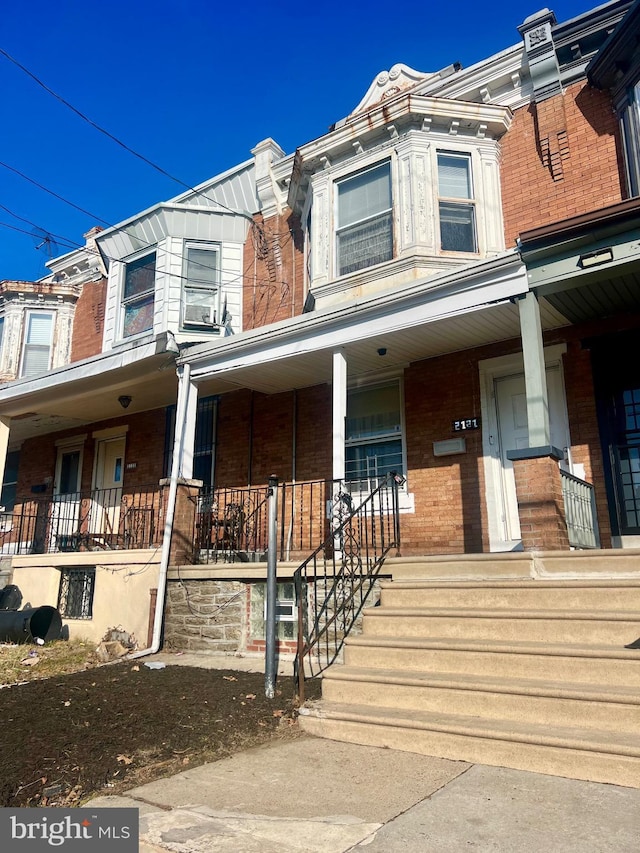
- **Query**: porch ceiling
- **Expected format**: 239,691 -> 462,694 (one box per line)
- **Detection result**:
3,352 -> 178,447
195,298 -> 571,397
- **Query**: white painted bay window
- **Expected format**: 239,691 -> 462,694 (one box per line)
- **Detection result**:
345,381 -> 404,492
182,243 -> 220,329
336,162 -> 393,276
20,311 -> 54,378
438,152 -> 477,253
122,252 -> 156,338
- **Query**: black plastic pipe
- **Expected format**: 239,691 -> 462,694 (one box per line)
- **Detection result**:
0,606 -> 62,644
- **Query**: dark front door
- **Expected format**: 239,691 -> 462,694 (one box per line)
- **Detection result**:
592,332 -> 640,537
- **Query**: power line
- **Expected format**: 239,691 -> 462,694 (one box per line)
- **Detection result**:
0,46 -> 254,221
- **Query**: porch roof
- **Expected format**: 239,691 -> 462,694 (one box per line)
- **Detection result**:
181,252 -> 570,397
0,333 -> 179,446
518,198 -> 640,325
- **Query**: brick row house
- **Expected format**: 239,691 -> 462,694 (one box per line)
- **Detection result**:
1,0 -> 639,784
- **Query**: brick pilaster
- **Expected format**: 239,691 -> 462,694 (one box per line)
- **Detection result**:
510,453 -> 570,551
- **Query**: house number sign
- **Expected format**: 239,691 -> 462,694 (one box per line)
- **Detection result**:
453,418 -> 480,431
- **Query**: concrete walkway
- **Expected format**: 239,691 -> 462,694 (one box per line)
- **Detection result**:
88,652 -> 640,852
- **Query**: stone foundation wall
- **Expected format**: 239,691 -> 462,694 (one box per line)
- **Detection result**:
164,580 -> 246,652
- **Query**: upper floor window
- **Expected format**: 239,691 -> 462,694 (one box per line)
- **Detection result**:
621,82 -> 640,198
20,312 -> 53,378
0,317 -> 4,354
122,252 -> 156,338
182,244 -> 220,329
437,152 -> 477,253
336,162 -> 393,276
345,381 -> 404,492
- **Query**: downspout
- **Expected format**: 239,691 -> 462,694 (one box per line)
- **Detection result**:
132,362 -> 192,658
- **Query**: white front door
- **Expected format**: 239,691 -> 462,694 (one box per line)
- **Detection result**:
93,437 -> 126,538
494,365 -> 571,545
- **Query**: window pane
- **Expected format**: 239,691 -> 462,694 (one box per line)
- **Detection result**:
0,317 -> 4,352
347,384 -> 401,440
346,439 -> 404,490
338,212 -> 393,276
124,254 -> 156,300
440,202 -> 476,252
123,293 -> 154,337
26,313 -> 53,344
338,163 -> 391,228
21,345 -> 51,378
438,154 -> 472,199
186,248 -> 218,285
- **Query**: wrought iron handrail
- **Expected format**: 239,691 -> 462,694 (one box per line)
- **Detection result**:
560,469 -> 600,549
294,472 -> 403,701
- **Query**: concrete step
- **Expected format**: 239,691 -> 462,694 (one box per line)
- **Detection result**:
384,550 -> 640,581
363,607 -> 640,645
298,701 -> 640,788
320,666 -> 640,732
385,553 -> 533,581
344,636 -> 640,686
379,579 -> 640,610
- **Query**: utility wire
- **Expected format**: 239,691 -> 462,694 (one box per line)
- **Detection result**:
0,46 -> 254,221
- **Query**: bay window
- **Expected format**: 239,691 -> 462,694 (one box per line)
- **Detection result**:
438,152 -> 477,253
337,162 -> 393,276
345,381 -> 404,492
122,252 -> 156,338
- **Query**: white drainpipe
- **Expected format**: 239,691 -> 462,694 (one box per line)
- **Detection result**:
132,362 -> 192,658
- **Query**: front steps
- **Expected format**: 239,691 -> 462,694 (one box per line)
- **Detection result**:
299,554 -> 640,788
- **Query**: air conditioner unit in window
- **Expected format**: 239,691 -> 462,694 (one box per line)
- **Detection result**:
183,289 -> 219,328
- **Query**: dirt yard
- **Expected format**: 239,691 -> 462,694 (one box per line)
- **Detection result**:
0,646 -> 319,808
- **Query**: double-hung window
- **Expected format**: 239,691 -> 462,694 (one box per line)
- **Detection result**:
621,82 -> 640,198
122,253 -> 156,338
345,381 -> 404,492
438,152 -> 477,253
183,244 -> 220,329
337,162 -> 393,276
20,312 -> 53,378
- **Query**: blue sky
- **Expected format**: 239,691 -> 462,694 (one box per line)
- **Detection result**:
1,0 -> 597,280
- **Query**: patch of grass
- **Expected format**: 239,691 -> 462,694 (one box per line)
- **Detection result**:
0,640 -> 97,687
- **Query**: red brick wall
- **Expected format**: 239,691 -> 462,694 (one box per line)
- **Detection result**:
501,81 -> 625,246
242,210 -> 306,331
213,386 -> 332,488
15,408 -> 167,504
512,455 -> 570,551
70,278 -> 107,362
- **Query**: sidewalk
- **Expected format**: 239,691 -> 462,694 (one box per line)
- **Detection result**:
88,653 -> 640,852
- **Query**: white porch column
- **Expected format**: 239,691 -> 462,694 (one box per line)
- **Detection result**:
0,417 -> 10,497
332,349 -> 347,483
518,291 -> 551,448
176,367 -> 199,480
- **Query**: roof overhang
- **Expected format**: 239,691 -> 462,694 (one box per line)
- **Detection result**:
0,334 -> 179,446
180,252 -> 567,397
95,203 -> 251,265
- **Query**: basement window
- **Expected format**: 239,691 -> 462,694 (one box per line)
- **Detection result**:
58,567 -> 95,620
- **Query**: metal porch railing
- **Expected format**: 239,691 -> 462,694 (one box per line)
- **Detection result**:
294,472 -> 403,701
195,479 -> 340,563
0,485 -> 164,555
560,469 -> 600,549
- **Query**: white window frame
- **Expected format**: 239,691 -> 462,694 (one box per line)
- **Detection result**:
182,242 -> 221,330
20,311 -> 54,378
121,251 -> 156,339
335,160 -> 393,277
345,379 -> 407,495
250,582 -> 297,641
437,151 -> 478,254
